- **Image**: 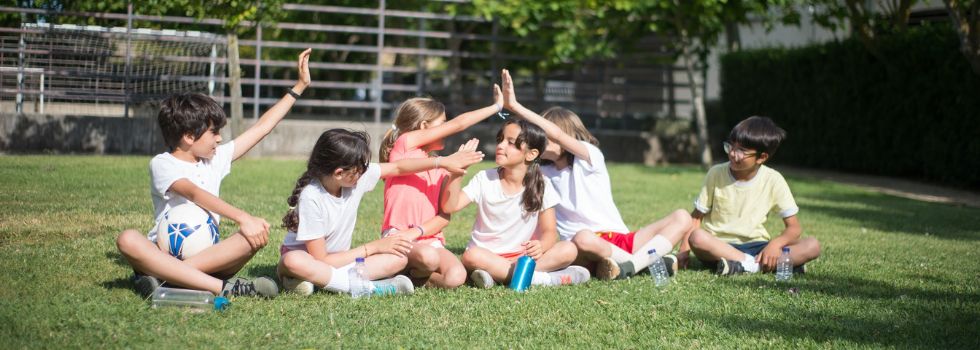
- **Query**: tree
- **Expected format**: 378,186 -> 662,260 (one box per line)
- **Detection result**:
943,0 -> 980,74
472,0 -> 791,168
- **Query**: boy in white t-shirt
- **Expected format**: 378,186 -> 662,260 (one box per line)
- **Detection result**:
500,69 -> 692,281
115,49 -> 314,299
686,116 -> 820,276
442,119 -> 590,288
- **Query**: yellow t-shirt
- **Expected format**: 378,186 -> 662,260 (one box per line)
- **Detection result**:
694,163 -> 798,244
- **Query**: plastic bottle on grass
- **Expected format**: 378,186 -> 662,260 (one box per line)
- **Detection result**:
647,249 -> 669,288
151,287 -> 229,312
776,247 -> 792,282
349,257 -> 372,299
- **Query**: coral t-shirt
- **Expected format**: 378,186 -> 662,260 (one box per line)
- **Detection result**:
381,135 -> 448,242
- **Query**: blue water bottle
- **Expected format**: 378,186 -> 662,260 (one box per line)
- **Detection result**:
508,255 -> 536,292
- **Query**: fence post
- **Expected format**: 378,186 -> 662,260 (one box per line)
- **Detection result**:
124,1 -> 132,118
253,25 -> 262,119
416,15 -> 425,95
373,0 -> 386,124
227,33 -> 244,137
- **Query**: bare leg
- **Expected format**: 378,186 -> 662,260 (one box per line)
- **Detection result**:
405,243 -> 441,279
363,253 -> 408,280
571,231 -> 614,262
535,241 -> 577,272
461,247 -> 514,283
182,232 -> 258,279
116,229 -> 223,294
278,250 -> 335,287
688,228 -> 747,262
425,248 -> 467,289
786,237 -> 821,266
631,209 -> 692,254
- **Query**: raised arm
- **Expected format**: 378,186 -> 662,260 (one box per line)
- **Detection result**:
501,68 -> 590,163
403,85 -> 503,150
380,138 -> 483,178
232,49 -> 312,160
169,179 -> 269,250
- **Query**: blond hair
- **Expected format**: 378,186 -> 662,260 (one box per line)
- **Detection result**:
379,97 -> 446,162
540,107 -> 598,164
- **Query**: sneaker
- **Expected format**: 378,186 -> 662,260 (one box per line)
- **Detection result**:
793,263 -> 807,275
221,276 -> 279,298
371,275 -> 415,296
549,266 -> 591,286
661,254 -> 678,277
132,274 -> 161,298
715,258 -> 746,276
280,275 -> 315,296
470,269 -> 495,289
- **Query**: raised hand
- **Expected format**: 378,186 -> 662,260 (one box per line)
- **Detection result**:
295,48 -> 312,92
441,138 -> 484,175
501,69 -> 519,110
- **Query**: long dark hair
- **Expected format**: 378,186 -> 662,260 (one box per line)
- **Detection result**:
282,129 -> 372,232
497,119 -> 548,213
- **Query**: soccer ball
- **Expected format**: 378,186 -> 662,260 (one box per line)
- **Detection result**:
156,203 -> 220,259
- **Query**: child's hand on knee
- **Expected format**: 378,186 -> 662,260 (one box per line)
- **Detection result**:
371,234 -> 413,258
238,214 -> 270,250
756,244 -> 783,272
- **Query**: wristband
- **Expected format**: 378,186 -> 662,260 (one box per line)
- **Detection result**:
286,88 -> 301,99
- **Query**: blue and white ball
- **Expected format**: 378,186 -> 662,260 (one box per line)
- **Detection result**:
156,203 -> 219,259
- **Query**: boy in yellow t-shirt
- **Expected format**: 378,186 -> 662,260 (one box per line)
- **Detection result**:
680,116 -> 821,276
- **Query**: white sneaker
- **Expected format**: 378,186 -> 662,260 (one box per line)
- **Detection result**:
470,269 -> 495,289
280,275 -> 315,296
371,275 -> 415,296
549,266 -> 591,286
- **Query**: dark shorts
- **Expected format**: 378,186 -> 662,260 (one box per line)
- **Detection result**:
729,241 -> 769,256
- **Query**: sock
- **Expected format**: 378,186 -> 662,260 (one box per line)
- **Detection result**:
320,265 -> 352,293
742,254 -> 760,273
530,271 -> 552,286
629,235 -> 674,271
610,247 -> 632,264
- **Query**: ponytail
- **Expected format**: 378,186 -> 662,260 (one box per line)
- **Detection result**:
521,159 -> 545,213
379,127 -> 399,163
381,97 -> 446,162
281,171 -> 314,232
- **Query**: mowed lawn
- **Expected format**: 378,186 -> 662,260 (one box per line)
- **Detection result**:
0,155 -> 977,349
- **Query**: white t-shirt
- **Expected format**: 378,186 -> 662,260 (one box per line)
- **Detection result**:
541,141 -> 630,240
462,168 -> 560,255
282,163 -> 382,252
147,141 -> 235,241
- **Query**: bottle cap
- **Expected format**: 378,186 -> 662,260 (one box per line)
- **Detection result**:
213,296 -> 230,311
647,249 -> 657,255
355,257 -> 365,263
782,247 -> 790,252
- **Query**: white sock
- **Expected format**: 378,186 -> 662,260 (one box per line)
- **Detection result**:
322,265 -> 352,293
610,246 -> 632,263
742,254 -> 760,273
530,271 -> 551,286
629,235 -> 674,271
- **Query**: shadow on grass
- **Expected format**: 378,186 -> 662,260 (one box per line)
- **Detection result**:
243,264 -> 278,278
105,251 -> 129,267
101,277 -> 141,296
801,188 -> 980,241
725,273 -> 980,304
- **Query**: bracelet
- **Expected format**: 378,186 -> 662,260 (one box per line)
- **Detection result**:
435,156 -> 442,169
494,103 -> 503,114
286,88 -> 301,99
415,226 -> 425,237
363,245 -> 368,257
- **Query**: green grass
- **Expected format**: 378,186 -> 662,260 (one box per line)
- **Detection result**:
1,155 -> 978,348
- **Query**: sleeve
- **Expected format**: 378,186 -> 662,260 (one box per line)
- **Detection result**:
576,142 -> 606,174
772,174 -> 799,218
212,141 -> 236,179
540,178 -> 560,211
462,171 -> 484,204
387,135 -> 410,163
295,192 -> 328,242
150,155 -> 185,197
356,163 -> 383,193
693,169 -> 715,214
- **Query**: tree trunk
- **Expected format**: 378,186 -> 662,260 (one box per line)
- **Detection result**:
227,33 -> 244,137
681,42 -> 712,169
944,0 -> 980,75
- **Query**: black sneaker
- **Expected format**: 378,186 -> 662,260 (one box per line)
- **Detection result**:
793,263 -> 807,275
715,258 -> 746,276
221,277 -> 279,298
132,274 -> 161,298
661,254 -> 678,277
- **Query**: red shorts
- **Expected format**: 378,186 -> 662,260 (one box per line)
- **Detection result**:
496,251 -> 524,263
595,231 -> 637,253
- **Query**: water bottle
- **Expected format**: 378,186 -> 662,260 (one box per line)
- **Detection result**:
776,247 -> 792,281
508,255 -> 536,292
349,257 -> 372,299
151,287 -> 229,312
647,249 -> 669,288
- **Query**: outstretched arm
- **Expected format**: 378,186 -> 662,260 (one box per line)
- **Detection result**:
169,179 -> 269,250
403,85 -> 503,150
501,68 -> 591,163
232,48 -> 312,160
379,138 -> 483,178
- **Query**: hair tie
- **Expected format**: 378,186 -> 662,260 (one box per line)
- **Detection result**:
391,124 -> 397,131
288,206 -> 296,210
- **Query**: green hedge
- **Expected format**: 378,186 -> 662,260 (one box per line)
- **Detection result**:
720,25 -> 980,189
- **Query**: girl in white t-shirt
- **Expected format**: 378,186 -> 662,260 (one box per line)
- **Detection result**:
500,69 -> 693,281
441,119 -> 590,288
276,129 -> 482,296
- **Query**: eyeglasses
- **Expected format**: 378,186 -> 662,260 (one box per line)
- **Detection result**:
723,141 -> 758,160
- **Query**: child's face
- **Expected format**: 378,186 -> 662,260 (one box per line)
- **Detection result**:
541,138 -> 562,161
421,113 -> 448,152
495,123 -> 536,167
725,141 -> 764,171
187,126 -> 222,160
334,166 -> 366,188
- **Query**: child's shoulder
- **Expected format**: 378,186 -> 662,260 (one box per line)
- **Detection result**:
758,165 -> 788,183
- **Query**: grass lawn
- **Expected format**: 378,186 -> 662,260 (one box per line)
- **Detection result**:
1,155 -> 977,348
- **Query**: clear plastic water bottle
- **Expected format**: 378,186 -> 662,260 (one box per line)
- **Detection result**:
151,287 -> 229,312
776,247 -> 792,281
647,249 -> 669,288
349,257 -> 372,299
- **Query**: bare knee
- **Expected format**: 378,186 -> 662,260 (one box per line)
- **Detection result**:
116,229 -> 145,256
572,230 -> 600,253
688,229 -> 710,249
280,252 -> 308,274
443,265 -> 467,288
671,209 -> 693,227
801,237 -> 821,259
552,241 -> 578,265
412,246 -> 441,272
460,249 -> 483,270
